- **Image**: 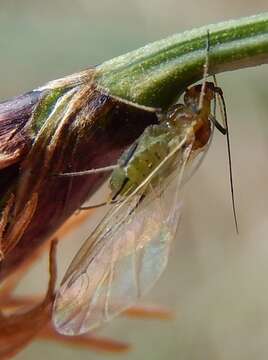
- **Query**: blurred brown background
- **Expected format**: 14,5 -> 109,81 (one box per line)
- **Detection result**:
1,1 -> 268,359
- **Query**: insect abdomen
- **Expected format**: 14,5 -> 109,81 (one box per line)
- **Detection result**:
110,125 -> 172,198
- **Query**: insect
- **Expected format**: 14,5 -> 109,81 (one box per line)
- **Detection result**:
52,34 -> 237,335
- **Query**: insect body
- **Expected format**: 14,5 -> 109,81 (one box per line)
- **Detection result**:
110,82 -> 215,201
52,81 -> 226,335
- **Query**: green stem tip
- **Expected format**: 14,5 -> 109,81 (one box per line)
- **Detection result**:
96,13 -> 268,108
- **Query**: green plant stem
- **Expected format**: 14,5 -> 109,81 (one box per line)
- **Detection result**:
96,13 -> 268,108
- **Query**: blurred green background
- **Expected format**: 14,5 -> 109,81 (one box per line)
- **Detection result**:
1,1 -> 268,359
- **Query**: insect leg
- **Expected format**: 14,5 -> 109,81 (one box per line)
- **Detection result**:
209,114 -> 227,135
124,304 -> 172,320
79,199 -> 120,210
58,164 -> 119,177
58,140 -> 138,179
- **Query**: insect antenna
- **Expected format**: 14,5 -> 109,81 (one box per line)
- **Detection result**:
200,30 -> 239,233
213,75 -> 239,234
198,30 -> 210,111
199,31 -> 227,135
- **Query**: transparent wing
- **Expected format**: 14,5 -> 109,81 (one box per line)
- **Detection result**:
53,136 -> 193,335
